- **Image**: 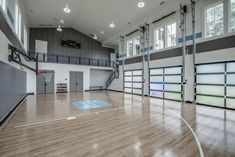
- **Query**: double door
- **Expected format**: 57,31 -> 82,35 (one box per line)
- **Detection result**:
70,72 -> 83,92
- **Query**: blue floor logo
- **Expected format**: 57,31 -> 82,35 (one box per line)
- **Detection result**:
72,100 -> 112,110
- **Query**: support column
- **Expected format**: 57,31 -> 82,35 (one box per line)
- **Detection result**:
145,23 -> 150,96
140,26 -> 145,98
180,5 -> 187,103
191,0 -> 196,104
120,36 -> 125,92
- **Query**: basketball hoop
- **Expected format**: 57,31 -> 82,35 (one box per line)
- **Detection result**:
38,70 -> 54,83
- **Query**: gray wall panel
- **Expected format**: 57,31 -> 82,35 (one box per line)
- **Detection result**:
0,61 -> 26,122
29,28 -> 114,60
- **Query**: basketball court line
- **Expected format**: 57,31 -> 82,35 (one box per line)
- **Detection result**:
14,106 -> 126,128
14,101 -> 203,157
173,111 -> 205,157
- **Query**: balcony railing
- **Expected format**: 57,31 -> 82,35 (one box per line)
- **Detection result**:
29,52 -> 118,69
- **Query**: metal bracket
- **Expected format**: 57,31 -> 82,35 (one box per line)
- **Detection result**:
8,44 -> 38,74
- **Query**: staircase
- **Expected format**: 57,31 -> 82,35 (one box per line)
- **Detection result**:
106,63 -> 119,89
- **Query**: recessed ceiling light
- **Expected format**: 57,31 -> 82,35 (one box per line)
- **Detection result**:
64,5 -> 71,13
138,2 -> 145,8
57,25 -> 62,32
93,34 -> 98,40
110,21 -> 115,28
60,19 -> 65,24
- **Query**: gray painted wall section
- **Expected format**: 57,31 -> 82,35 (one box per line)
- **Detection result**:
29,28 -> 114,60
0,61 -> 26,122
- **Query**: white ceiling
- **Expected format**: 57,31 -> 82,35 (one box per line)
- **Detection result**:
24,0 -> 185,46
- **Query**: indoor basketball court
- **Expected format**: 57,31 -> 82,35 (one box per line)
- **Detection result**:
1,0 -> 235,157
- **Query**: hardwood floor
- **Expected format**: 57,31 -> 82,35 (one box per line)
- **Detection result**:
0,91 -> 235,157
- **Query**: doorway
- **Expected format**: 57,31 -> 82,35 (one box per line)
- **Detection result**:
70,72 -> 83,92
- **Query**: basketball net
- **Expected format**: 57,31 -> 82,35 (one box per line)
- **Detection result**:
38,71 -> 53,83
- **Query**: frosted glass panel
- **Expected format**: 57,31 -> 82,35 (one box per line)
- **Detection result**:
227,63 -> 235,72
150,83 -> 164,90
133,76 -> 142,82
125,77 -> 132,82
150,90 -> 163,98
165,67 -> 181,74
125,88 -> 132,93
227,87 -> 235,97
133,89 -> 142,94
197,75 -> 224,84
196,85 -> 224,96
165,84 -> 181,92
133,70 -> 142,75
165,92 -> 181,100
125,71 -> 132,76
197,63 -> 224,73
227,99 -> 235,109
150,76 -> 163,82
133,83 -> 142,88
165,76 -> 181,83
150,69 -> 163,75
227,74 -> 235,84
196,95 -> 224,107
124,83 -> 132,88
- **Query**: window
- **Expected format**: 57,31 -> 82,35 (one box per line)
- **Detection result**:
134,37 -> 140,55
205,2 -> 224,38
230,0 -> 235,32
24,25 -> 28,51
15,2 -> 19,34
126,36 -> 140,57
127,39 -> 133,57
166,23 -> 176,48
155,27 -> 164,50
18,11 -> 22,39
1,0 -> 6,12
154,23 -> 176,50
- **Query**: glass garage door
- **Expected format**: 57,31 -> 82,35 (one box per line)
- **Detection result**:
196,62 -> 235,109
124,70 -> 143,95
149,66 -> 182,101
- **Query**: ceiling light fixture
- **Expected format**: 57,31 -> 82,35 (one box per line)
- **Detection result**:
57,25 -> 62,32
93,34 -> 98,40
60,19 -> 65,24
109,21 -> 115,28
138,2 -> 145,8
64,4 -> 71,13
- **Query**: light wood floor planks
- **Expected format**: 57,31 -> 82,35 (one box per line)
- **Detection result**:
0,91 -> 235,157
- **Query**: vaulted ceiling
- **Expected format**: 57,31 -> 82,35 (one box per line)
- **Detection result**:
24,0 -> 186,46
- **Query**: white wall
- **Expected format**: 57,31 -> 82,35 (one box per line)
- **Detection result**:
90,69 -> 112,88
39,62 -> 113,92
